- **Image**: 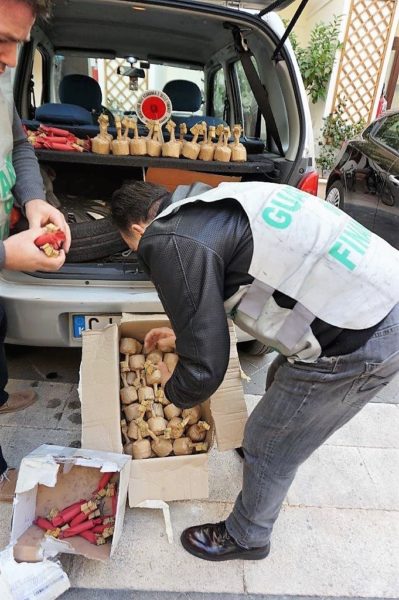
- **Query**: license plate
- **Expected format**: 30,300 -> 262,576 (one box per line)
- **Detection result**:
72,314 -> 122,338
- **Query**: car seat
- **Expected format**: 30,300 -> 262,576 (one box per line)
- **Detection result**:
162,79 -> 225,129
35,74 -> 115,128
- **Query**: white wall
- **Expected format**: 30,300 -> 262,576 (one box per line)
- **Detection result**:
279,0 -> 348,153
148,65 -> 203,92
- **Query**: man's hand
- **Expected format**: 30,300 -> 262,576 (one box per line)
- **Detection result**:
25,199 -> 71,252
3,227 -> 66,272
144,327 -> 176,353
158,361 -> 172,388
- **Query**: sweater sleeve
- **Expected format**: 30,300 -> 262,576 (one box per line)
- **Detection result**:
12,106 -> 45,208
139,232 -> 231,409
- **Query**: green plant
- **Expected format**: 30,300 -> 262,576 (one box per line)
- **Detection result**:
284,16 -> 342,104
316,99 -> 365,176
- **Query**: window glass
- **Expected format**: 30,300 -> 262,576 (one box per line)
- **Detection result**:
50,54 -> 204,117
212,67 -> 226,120
373,114 -> 399,153
234,60 -> 262,138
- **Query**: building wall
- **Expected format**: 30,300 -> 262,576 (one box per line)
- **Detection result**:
279,0 -> 348,153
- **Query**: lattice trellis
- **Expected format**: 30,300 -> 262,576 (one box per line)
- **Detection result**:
332,0 -> 397,124
104,58 -> 148,113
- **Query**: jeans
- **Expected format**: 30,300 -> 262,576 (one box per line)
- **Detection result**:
226,303 -> 399,548
0,302 -> 8,406
0,302 -> 8,475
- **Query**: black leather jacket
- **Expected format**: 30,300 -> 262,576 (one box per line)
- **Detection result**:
138,185 -> 379,409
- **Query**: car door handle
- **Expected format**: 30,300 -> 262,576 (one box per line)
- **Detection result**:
388,174 -> 399,186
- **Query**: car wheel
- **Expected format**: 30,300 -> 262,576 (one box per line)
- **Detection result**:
238,339 -> 272,356
61,196 -> 128,263
326,181 -> 344,209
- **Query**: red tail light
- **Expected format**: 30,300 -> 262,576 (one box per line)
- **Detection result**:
297,170 -> 319,196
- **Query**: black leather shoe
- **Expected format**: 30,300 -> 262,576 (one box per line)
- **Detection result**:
180,521 -> 270,561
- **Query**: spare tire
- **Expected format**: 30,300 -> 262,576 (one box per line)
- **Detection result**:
67,216 -> 128,262
59,195 -> 127,262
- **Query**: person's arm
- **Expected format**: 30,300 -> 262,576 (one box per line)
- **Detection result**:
0,108 -> 70,270
139,232 -> 230,409
10,107 -> 71,250
12,106 -> 46,208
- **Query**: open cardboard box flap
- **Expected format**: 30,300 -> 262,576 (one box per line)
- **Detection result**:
80,325 -> 123,454
11,445 -> 130,563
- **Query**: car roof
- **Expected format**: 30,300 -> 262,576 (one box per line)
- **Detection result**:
38,0 -> 267,66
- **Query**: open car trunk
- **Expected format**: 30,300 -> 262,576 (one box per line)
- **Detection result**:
31,149 -> 281,280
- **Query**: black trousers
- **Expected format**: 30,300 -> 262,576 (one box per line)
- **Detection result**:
0,302 -> 8,474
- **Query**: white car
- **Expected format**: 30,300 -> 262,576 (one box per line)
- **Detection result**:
4,0 -> 316,350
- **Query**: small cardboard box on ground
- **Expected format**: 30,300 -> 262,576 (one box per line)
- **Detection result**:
80,314 -> 247,506
10,445 -> 130,562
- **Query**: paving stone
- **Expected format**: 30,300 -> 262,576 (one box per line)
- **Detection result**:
244,505 -> 399,598
373,374 -> 399,404
66,501 -> 244,594
327,403 -> 399,449
208,448 -> 243,503
2,379 -> 73,430
245,399 -> 399,450
358,447 -> 399,510
0,503 -> 13,550
0,426 -> 78,469
244,394 -> 261,416
287,445 -> 397,510
56,386 -> 82,431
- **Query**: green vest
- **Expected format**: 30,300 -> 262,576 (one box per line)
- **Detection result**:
0,68 -> 17,241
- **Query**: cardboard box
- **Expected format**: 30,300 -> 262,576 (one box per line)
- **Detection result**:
11,445 -> 130,562
80,314 -> 247,506
145,167 -> 241,191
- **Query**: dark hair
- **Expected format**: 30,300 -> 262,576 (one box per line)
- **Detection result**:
111,181 -> 169,233
17,0 -> 52,19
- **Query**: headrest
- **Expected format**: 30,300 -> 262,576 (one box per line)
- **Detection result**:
59,74 -> 102,112
35,103 -> 93,125
162,80 -> 202,112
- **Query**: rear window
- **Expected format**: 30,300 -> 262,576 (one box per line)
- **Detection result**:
372,113 -> 399,154
46,53 -> 205,118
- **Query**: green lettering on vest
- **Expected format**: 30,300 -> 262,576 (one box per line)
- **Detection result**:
339,234 -> 366,255
4,194 -> 13,214
0,171 -> 9,198
262,207 -> 292,229
0,154 -> 16,241
5,156 -> 15,182
328,242 -> 357,271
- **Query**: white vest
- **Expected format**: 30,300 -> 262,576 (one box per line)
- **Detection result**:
154,181 -> 399,361
0,68 -> 16,241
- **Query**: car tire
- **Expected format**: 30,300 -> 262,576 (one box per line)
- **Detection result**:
238,339 -> 272,356
326,181 -> 345,209
66,217 -> 128,263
